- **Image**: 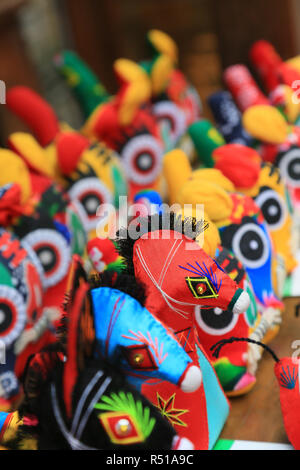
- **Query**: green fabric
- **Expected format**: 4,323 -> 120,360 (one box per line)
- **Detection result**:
213,439 -> 234,450
55,50 -> 110,118
283,272 -> 293,297
214,358 -> 246,392
0,264 -> 13,287
188,120 -> 224,168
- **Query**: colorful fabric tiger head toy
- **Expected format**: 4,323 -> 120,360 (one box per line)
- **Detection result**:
5,86 -> 127,239
0,269 -> 196,450
0,226 -> 52,411
54,55 -> 164,201
140,29 -> 202,150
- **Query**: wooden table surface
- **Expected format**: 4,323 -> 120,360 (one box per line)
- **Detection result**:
220,297 -> 300,443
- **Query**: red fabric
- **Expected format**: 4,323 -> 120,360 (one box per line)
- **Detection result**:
56,132 -> 90,176
91,102 -> 160,151
133,232 -> 238,449
249,40 -> 282,93
133,232 -> 241,333
214,144 -> 261,189
142,368 -> 209,450
224,64 -> 269,112
87,238 -> 118,266
63,282 -> 90,418
260,143 -> 278,163
0,184 -> 24,226
277,63 -> 300,89
6,87 -> 59,146
275,358 -> 300,449
195,245 -> 249,367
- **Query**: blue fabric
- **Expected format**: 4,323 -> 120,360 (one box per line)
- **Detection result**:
91,287 -> 191,390
243,221 -> 279,307
0,412 -> 9,435
196,345 -> 229,450
134,190 -> 163,215
208,91 -> 253,146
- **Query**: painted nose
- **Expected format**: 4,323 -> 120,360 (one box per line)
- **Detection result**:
231,288 -> 250,314
180,365 -> 202,393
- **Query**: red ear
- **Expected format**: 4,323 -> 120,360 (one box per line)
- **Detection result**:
214,144 -> 261,189
6,86 -> 60,146
56,132 -> 90,175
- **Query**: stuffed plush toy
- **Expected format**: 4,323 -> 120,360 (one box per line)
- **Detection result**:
163,157 -> 272,394
54,55 -> 164,201
211,337 -> 300,450
0,267 -> 198,450
6,86 -> 127,239
207,90 -> 254,146
87,238 -> 124,274
0,225 -> 56,411
187,121 -> 297,290
178,178 -> 283,317
55,31 -> 201,161
213,145 -> 297,278
115,212 -> 250,449
164,151 -> 283,338
140,29 -> 202,152
0,147 -> 87,318
250,40 -> 300,106
220,63 -> 300,220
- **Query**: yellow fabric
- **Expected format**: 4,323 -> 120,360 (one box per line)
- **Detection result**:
148,29 -> 178,64
286,56 -> 300,74
242,105 -> 288,144
151,54 -> 174,96
163,149 -> 192,204
0,149 -> 31,204
258,165 -> 297,274
190,168 -> 235,193
0,412 -> 23,446
114,59 -> 152,126
82,102 -> 106,139
277,85 -> 300,123
177,179 -> 233,224
9,133 -> 57,179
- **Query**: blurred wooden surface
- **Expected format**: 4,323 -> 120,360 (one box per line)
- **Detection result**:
221,297 -> 299,444
214,0 -> 298,70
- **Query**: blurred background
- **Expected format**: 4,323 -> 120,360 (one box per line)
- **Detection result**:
1,0 -> 300,142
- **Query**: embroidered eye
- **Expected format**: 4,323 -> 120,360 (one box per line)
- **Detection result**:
255,189 -> 286,230
121,134 -> 163,185
195,305 -> 238,336
0,286 -> 27,347
185,277 -> 218,299
94,391 -> 156,445
97,412 -> 144,445
68,177 -> 113,232
231,223 -> 270,269
278,148 -> 300,187
121,344 -> 158,371
22,229 -> 71,289
152,101 -> 186,144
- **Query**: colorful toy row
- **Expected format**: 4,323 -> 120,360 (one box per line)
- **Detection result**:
0,30 -> 299,450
